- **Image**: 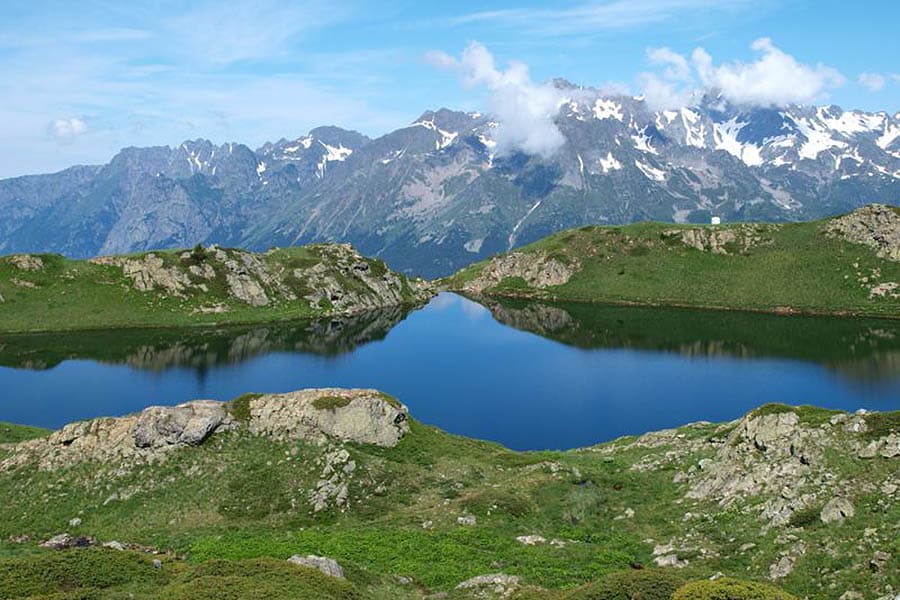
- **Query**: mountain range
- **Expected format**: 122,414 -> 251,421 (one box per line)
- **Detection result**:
2,80 -> 899,277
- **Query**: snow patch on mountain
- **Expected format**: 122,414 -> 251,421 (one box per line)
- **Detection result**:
713,119 -> 763,166
593,99 -> 624,122
635,160 -> 666,181
599,152 -> 623,173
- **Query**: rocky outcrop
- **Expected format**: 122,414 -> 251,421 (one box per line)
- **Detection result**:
8,254 -> 44,271
456,574 -> 521,598
0,388 -> 409,473
249,388 -> 409,447
824,204 -> 900,261
664,224 -> 779,255
89,243 -> 433,312
460,252 -> 579,294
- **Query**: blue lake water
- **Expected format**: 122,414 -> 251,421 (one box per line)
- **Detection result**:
1,293 -> 898,450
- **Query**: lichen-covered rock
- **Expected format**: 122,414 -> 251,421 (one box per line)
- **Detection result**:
823,203 -> 900,261
133,400 -> 230,448
287,554 -> 344,578
90,244 -> 433,312
9,254 -> 44,271
456,573 -> 520,598
665,224 -> 779,255
249,388 -> 409,447
820,497 -> 855,524
0,388 -> 409,473
461,251 -> 579,294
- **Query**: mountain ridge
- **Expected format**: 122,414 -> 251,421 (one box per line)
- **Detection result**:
2,88 -> 899,277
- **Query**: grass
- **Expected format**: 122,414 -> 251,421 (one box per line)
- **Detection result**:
447,213 -> 900,318
0,404 -> 896,599
0,422 -> 49,444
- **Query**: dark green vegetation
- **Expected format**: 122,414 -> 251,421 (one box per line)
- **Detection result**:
448,208 -> 900,318
0,244 -> 428,333
1,400 -> 896,599
483,297 -> 900,381
0,304 -> 412,371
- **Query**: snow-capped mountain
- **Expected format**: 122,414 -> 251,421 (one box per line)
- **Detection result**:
1,84 -> 898,277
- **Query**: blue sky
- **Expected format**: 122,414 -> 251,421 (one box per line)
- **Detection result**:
1,0 -> 898,178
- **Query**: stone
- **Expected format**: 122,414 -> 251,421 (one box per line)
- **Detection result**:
769,555 -> 796,579
40,533 -> 96,549
870,550 -> 891,572
823,204 -> 900,261
460,251 -> 580,294
9,254 -> 44,271
103,541 -> 127,551
1,388 -> 409,474
152,559 -> 162,569
456,574 -> 520,598
839,592 -> 864,600
821,497 -> 855,524
68,517 -> 82,527
515,535 -> 546,546
249,389 -> 409,448
287,555 -> 344,578
133,400 -> 230,448
457,515 -> 477,527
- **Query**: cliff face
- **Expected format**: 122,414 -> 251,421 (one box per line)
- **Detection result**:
0,243 -> 434,332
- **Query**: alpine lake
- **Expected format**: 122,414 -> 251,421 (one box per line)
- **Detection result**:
1,292 -> 898,451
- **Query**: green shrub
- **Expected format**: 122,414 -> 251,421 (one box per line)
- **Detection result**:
565,569 -> 684,599
227,393 -> 263,423
787,505 -> 821,529
159,558 -> 361,600
672,578 -> 799,600
0,548 -> 169,598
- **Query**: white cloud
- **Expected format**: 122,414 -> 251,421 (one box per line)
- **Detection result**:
48,117 -> 88,141
694,38 -> 844,106
430,42 -> 566,158
858,72 -> 887,92
640,38 -> 845,109
647,47 -> 691,81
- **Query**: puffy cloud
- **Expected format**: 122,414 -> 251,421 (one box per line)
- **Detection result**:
647,47 -> 691,81
640,38 -> 845,109
48,117 -> 88,141
427,42 -> 566,158
694,38 -> 844,106
858,72 -> 887,92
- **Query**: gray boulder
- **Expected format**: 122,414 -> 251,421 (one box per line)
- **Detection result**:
287,554 -> 344,578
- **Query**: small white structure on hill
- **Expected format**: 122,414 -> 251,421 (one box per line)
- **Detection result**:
710,216 -> 721,225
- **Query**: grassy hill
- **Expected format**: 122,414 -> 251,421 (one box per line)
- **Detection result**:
0,390 -> 896,599
0,244 -> 431,333
446,204 -> 900,318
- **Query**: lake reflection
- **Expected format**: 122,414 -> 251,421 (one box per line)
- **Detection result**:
0,293 -> 898,450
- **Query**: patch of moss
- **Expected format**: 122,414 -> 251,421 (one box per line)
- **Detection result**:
787,505 -> 821,529
312,395 -> 353,410
227,393 -> 263,423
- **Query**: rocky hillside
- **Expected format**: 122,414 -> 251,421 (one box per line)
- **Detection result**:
447,204 -> 900,318
1,89 -> 899,278
0,243 -> 433,333
0,390 -> 896,599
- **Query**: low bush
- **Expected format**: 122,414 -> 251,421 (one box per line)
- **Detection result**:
672,578 -> 799,600
565,569 -> 684,600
